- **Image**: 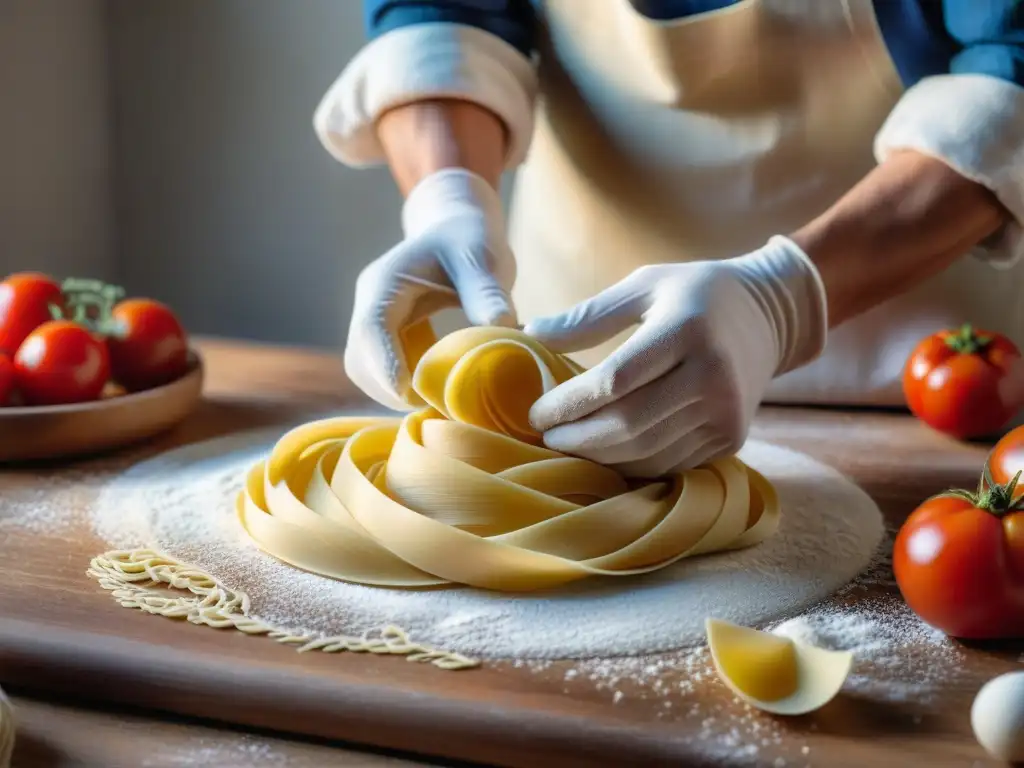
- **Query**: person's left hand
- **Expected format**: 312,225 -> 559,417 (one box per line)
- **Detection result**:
523,236 -> 828,477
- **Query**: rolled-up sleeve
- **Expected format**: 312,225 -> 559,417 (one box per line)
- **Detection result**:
875,0 -> 1024,267
314,1 -> 539,169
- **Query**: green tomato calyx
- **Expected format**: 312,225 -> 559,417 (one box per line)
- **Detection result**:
49,277 -> 125,337
943,323 -> 992,356
939,464 -> 1024,518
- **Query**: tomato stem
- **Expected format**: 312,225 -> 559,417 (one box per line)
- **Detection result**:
937,463 -> 1024,518
943,323 -> 992,355
53,277 -> 125,337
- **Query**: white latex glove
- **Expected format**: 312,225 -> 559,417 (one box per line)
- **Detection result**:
345,168 -> 516,410
524,236 -> 828,477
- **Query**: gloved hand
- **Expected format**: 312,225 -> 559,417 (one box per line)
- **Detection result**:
345,168 -> 517,410
524,236 -> 829,477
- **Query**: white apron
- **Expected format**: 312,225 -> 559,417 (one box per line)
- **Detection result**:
507,0 -> 1024,407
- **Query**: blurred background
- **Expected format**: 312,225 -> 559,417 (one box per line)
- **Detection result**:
0,0 -> 472,350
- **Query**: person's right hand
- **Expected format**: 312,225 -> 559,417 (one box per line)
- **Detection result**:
344,168 -> 517,410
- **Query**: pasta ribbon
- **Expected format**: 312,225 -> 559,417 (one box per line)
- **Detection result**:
237,327 -> 779,591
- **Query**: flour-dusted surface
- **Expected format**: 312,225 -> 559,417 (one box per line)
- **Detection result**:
0,458 -> 124,535
515,547 -> 969,765
91,430 -> 884,659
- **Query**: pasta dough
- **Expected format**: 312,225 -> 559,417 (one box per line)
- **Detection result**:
705,618 -> 852,715
238,326 -> 780,592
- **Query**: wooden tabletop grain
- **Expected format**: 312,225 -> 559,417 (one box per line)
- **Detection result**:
7,694 -> 455,768
1,336 -> 1021,768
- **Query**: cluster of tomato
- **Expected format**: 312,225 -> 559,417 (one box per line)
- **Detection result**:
895,325 -> 1024,640
0,272 -> 189,407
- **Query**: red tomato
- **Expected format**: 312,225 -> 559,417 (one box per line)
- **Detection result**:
0,272 -> 64,357
893,473 -> 1024,639
106,298 -> 189,391
903,324 -> 1021,439
14,321 -> 110,405
0,353 -> 13,404
988,425 -> 1024,500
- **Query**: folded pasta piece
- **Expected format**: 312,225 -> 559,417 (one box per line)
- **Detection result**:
237,327 -> 781,591
705,618 -> 853,715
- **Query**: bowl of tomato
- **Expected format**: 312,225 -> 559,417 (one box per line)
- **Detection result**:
0,272 -> 204,462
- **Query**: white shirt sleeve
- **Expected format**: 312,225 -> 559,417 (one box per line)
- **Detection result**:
874,73 -> 1024,268
313,22 -> 539,170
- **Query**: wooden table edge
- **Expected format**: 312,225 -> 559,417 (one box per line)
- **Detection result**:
0,619 -> 694,768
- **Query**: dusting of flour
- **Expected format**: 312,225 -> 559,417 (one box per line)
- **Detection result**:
517,544 -> 968,765
0,458 -> 126,535
90,428 -> 884,660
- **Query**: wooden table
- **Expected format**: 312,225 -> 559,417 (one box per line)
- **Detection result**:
6,694 -> 449,767
1,337 -> 1021,768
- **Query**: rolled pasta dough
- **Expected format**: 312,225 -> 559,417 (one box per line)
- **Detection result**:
238,327 -> 781,591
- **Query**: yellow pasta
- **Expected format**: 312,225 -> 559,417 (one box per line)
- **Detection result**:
705,618 -> 853,715
237,326 -> 780,592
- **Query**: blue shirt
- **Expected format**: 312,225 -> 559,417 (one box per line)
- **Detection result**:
362,0 -> 1024,89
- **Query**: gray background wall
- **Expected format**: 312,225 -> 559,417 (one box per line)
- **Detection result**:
0,0 -> 116,282
0,0 -> 421,349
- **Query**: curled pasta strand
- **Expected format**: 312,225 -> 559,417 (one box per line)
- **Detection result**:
86,549 -> 479,671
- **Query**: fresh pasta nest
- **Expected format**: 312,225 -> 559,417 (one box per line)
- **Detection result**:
237,326 -> 780,591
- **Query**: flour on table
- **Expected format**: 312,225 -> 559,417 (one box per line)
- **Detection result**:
0,460 -> 121,535
770,599 -> 954,703
551,567 -> 964,766
141,736 -> 287,768
90,428 -> 884,659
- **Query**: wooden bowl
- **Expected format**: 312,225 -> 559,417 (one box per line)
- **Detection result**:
0,350 -> 204,463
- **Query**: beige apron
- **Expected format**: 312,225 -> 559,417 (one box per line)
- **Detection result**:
507,0 -> 1024,407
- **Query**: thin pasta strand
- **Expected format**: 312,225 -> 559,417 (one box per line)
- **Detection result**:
86,549 -> 479,671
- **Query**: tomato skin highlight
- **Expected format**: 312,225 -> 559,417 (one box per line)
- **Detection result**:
894,494 -> 1024,640
0,354 -> 13,404
0,272 -> 64,357
903,326 -> 1021,439
14,321 -> 111,405
107,299 -> 189,391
